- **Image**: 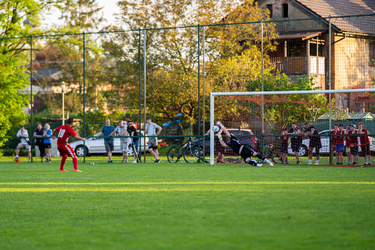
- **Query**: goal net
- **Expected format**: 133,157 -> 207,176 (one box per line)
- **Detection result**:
209,88 -> 375,166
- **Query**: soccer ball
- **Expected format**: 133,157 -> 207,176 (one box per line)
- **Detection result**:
212,125 -> 220,133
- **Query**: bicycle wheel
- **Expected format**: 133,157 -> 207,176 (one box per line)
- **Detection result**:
183,147 -> 199,163
167,146 -> 181,163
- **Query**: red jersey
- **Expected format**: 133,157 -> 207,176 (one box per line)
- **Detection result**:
359,128 -> 370,145
331,130 -> 337,145
348,130 -> 358,145
54,125 -> 76,145
335,130 -> 345,144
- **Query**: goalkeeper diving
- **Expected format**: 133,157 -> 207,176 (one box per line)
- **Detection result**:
215,122 -> 273,167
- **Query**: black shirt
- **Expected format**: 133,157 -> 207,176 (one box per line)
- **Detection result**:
288,127 -> 302,144
34,129 -> 44,145
127,126 -> 138,141
227,135 -> 242,155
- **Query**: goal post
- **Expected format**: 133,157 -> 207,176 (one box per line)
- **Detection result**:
210,88 -> 375,166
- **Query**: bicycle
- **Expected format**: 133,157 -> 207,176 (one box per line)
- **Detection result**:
167,137 -> 201,163
254,143 -> 282,164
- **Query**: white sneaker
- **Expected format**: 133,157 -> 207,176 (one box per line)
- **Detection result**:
308,161 -> 312,165
256,163 -> 262,167
314,162 -> 319,165
264,158 -> 273,166
133,160 -> 137,163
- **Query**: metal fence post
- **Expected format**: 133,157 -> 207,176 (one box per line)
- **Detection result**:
329,16 -> 332,164
143,29 -> 147,163
197,24 -> 201,162
202,26 -> 206,159
83,32 -> 86,163
30,35 -> 33,162
138,29 -> 142,155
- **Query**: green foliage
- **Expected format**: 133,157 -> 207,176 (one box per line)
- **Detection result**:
0,52 -> 29,145
106,0 -> 277,133
246,73 -> 328,132
0,0 -> 68,143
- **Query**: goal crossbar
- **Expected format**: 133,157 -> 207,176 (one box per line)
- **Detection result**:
209,88 -> 375,165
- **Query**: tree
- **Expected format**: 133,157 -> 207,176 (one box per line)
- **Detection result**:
104,0 -> 276,134
246,73 -> 329,132
0,0 -> 64,144
34,0 -> 105,116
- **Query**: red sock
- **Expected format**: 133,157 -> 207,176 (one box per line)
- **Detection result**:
73,158 -> 78,170
60,157 -> 67,170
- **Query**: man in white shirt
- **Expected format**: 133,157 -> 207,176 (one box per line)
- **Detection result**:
14,126 -> 31,162
145,117 -> 162,163
110,120 -> 129,163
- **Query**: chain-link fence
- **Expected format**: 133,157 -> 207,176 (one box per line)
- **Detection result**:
1,14 -> 375,165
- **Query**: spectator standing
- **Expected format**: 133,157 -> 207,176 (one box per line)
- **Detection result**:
14,126 -> 31,162
345,125 -> 352,165
145,117 -> 162,163
280,128 -> 289,164
287,122 -> 302,164
43,123 -> 52,163
303,121 -> 321,165
347,124 -> 359,165
34,123 -> 45,163
335,124 -> 345,165
127,121 -> 139,163
96,119 -> 115,163
52,118 -> 85,172
330,125 -> 338,164
358,122 -> 371,165
111,120 -> 128,163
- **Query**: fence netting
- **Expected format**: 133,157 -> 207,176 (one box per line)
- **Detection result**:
1,14 -> 375,165
213,91 -> 375,165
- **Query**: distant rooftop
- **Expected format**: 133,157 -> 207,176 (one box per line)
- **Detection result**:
318,112 -> 375,120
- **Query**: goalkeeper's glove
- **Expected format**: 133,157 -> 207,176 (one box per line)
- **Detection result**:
216,121 -> 224,129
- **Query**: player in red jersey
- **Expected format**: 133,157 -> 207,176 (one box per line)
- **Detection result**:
52,118 -> 86,172
346,124 -> 358,165
358,122 -> 372,165
335,124 -> 345,165
330,125 -> 338,164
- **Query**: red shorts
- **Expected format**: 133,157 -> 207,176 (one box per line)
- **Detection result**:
57,144 -> 77,158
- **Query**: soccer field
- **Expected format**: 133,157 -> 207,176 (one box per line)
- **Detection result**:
1,158 -> 375,249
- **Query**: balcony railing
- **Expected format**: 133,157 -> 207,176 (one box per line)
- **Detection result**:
270,56 -> 325,75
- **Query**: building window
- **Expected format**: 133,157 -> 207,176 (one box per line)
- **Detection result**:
370,41 -> 375,64
283,4 -> 289,18
267,4 -> 273,18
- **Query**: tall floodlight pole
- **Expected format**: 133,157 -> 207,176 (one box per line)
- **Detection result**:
261,21 -> 264,135
143,29 -> 147,163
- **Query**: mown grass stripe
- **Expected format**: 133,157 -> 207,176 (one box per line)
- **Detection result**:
1,181 -> 375,185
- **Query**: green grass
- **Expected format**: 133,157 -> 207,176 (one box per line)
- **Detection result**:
1,157 -> 375,249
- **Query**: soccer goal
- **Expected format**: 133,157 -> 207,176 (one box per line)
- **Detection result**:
209,88 -> 375,166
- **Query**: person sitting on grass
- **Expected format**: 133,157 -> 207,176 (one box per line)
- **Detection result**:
216,122 -> 273,167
